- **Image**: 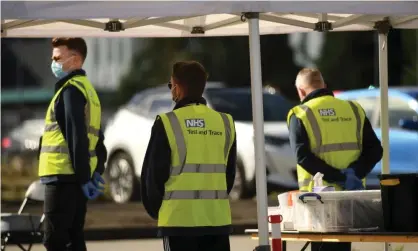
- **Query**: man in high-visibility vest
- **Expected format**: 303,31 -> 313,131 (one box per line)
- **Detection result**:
141,61 -> 237,251
287,68 -> 383,251
38,38 -> 107,251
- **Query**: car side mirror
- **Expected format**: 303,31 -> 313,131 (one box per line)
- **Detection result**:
399,119 -> 418,131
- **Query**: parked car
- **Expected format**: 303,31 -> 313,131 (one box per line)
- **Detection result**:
103,84 -> 299,203
335,87 -> 418,187
1,118 -> 45,192
2,119 -> 44,160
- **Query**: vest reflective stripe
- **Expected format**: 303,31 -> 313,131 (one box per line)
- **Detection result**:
348,101 -> 362,149
163,190 -> 229,200
158,105 -> 234,228
40,145 -> 96,157
165,111 -> 232,177
171,163 -> 225,176
316,142 -> 360,153
166,112 -> 187,168
39,76 -> 101,177
299,101 -> 362,155
43,123 -> 59,132
40,79 -> 99,158
163,110 -> 231,199
220,113 -> 232,158
48,80 -> 95,125
288,96 -> 366,192
299,105 -> 322,149
43,122 -> 99,136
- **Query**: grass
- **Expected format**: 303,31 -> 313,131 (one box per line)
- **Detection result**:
1,157 -> 111,202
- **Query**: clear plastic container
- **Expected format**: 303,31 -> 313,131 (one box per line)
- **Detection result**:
268,206 -> 296,231
278,205 -> 296,231
291,190 -> 383,232
276,191 -> 298,231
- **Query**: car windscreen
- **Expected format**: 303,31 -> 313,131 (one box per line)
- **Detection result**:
205,89 -> 297,122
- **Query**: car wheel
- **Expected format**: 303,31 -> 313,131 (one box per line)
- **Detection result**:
106,152 -> 140,204
229,161 -> 254,201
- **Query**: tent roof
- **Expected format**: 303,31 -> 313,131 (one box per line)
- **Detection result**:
2,1 -> 418,37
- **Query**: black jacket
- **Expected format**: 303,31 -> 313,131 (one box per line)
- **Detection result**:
141,97 -> 237,237
39,70 -> 107,185
288,88 -> 383,183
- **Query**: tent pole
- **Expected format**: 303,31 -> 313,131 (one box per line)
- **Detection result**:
378,32 -> 390,175
375,18 -> 391,251
246,12 -> 270,251
379,33 -> 390,251
375,18 -> 391,176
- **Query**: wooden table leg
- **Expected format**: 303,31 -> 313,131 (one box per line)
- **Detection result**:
283,240 -> 287,251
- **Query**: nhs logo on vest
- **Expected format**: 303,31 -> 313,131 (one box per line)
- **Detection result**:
318,108 -> 336,116
185,119 -> 205,128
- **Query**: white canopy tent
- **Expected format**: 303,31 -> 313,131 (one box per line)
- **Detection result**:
2,1 -> 418,250
2,1 -> 418,37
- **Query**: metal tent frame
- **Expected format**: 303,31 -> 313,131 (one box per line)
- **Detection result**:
2,2 -> 418,250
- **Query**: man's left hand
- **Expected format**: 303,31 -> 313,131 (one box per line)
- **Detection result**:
92,172 -> 105,189
342,168 -> 364,190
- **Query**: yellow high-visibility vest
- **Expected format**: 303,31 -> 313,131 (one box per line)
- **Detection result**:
38,76 -> 101,177
158,104 -> 235,228
287,95 -> 366,192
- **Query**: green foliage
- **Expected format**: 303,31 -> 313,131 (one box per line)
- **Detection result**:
400,29 -> 418,85
117,35 -> 301,105
315,31 -> 375,91
316,29 -> 417,91
117,30 -> 417,106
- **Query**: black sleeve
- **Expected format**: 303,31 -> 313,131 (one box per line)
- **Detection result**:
57,86 -> 90,185
95,128 -> 108,175
348,117 -> 383,179
288,114 -> 346,183
140,117 -> 171,220
226,131 -> 237,194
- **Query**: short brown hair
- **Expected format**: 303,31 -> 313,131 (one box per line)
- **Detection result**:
172,61 -> 208,97
52,37 -> 87,61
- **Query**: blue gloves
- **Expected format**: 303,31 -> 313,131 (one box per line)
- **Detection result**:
92,172 -> 106,188
341,168 -> 364,191
81,172 -> 105,200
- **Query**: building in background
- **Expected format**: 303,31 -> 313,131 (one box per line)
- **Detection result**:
1,38 -> 141,91
288,32 -> 325,68
1,38 -> 142,134
83,38 -> 138,91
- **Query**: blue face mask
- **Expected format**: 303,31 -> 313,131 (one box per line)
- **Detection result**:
51,56 -> 74,79
51,60 -> 68,79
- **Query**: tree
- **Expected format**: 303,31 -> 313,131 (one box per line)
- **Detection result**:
316,29 -> 417,91
315,31 -> 376,91
117,35 -> 301,105
399,29 -> 418,85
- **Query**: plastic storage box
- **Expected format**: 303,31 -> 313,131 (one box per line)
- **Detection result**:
291,190 -> 383,232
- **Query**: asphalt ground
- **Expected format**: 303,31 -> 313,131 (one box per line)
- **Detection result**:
4,237 -> 418,251
1,200 -> 261,231
3,201 -> 418,250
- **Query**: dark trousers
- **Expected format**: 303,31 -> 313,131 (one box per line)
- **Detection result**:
311,242 -> 351,251
43,182 -> 87,251
163,235 -> 230,251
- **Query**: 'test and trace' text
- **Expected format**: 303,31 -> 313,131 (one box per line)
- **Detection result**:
187,129 -> 223,136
